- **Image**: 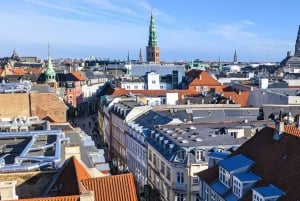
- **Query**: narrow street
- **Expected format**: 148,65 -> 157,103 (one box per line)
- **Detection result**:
69,113 -> 102,149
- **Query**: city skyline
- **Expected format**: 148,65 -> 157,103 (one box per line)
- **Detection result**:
0,0 -> 300,62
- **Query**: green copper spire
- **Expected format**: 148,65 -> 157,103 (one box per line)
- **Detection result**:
45,44 -> 56,83
148,12 -> 158,47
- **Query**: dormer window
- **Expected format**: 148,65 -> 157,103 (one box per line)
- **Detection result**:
195,149 -> 205,161
175,149 -> 186,161
219,167 -> 231,187
233,173 -> 261,198
252,185 -> 285,201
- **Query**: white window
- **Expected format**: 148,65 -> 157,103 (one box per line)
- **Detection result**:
194,193 -> 200,201
176,193 -> 184,201
233,178 -> 241,197
176,149 -> 186,161
195,86 -> 200,92
253,192 -> 264,201
177,172 -> 184,183
195,149 -> 205,161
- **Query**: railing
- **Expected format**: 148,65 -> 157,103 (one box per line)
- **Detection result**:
172,182 -> 187,190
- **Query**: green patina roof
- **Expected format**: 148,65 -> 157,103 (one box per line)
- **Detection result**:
45,54 -> 56,82
148,12 -> 158,47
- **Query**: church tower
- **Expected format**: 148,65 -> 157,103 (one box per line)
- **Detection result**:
295,25 -> 300,57
233,50 -> 238,64
146,11 -> 160,64
139,48 -> 143,63
45,45 -> 57,84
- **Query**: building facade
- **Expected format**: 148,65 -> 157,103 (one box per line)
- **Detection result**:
146,122 -> 251,201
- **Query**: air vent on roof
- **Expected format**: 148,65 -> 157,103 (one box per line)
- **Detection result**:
177,137 -> 183,140
195,138 -> 203,142
181,140 -> 189,144
190,126 -> 196,130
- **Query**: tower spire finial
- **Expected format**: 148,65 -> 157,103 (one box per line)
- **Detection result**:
48,42 -> 50,58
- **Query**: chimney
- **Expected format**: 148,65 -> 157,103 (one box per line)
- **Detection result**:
65,144 -> 81,160
80,190 -> 94,201
296,115 -> 300,129
0,181 -> 18,200
273,120 -> 285,141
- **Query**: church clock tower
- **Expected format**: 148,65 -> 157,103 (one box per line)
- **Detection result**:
146,12 -> 160,64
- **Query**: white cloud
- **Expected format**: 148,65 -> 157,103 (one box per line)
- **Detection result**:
243,20 -> 256,26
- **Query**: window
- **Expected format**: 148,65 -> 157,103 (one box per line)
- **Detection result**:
253,192 -> 263,201
195,150 -> 205,161
177,172 -> 184,183
153,154 -> 157,166
152,80 -> 156,84
160,161 -> 165,175
149,150 -> 152,161
69,89 -> 72,92
233,178 -> 241,197
194,193 -> 200,201
192,176 -> 199,185
134,85 -> 138,89
195,86 -> 200,92
176,149 -> 186,161
126,85 -> 131,89
176,193 -> 184,201
166,166 -> 171,180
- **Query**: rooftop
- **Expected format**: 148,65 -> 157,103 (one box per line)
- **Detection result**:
198,123 -> 300,200
218,154 -> 254,172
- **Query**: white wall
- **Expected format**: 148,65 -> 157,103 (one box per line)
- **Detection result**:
147,72 -> 160,90
166,93 -> 178,105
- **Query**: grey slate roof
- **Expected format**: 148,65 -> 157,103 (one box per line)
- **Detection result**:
156,108 -> 260,123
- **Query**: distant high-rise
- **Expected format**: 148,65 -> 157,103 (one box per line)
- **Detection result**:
146,12 -> 160,64
295,25 -> 300,57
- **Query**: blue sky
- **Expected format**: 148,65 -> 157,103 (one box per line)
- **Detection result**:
0,0 -> 299,62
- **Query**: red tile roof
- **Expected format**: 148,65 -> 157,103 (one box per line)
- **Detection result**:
81,173 -> 138,201
222,91 -> 250,106
199,124 -> 300,200
187,70 -> 222,86
72,72 -> 86,81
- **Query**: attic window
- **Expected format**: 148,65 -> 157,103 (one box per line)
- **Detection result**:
176,149 -> 186,161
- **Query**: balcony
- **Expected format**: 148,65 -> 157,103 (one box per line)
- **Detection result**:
172,182 -> 187,190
